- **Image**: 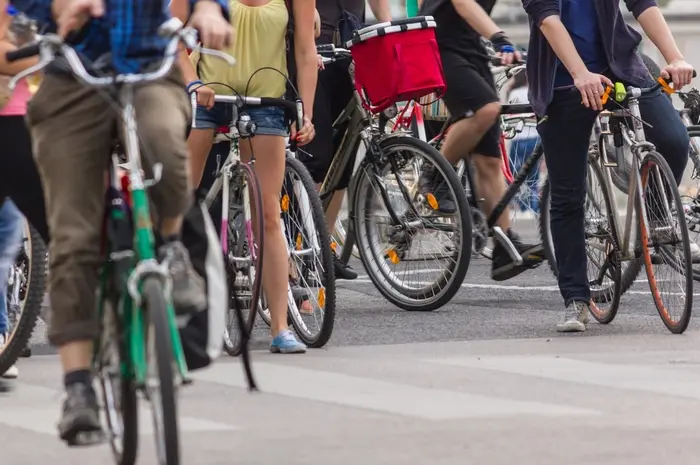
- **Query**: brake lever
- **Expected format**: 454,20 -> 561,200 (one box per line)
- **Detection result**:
9,53 -> 50,90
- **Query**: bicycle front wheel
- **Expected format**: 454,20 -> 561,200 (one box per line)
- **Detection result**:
223,163 -> 265,356
143,277 -> 180,465
282,156 -> 336,348
638,150 -> 693,333
352,135 -> 472,311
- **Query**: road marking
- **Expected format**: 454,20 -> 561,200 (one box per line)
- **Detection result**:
0,382 -> 236,436
426,355 -> 700,400
191,361 -> 600,420
347,278 -> 700,296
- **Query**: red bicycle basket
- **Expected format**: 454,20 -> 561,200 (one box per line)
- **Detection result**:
348,17 -> 446,113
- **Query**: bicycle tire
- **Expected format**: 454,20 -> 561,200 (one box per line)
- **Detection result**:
142,277 -> 180,465
0,223 -> 47,374
98,298 -> 138,465
223,163 -> 265,356
283,156 -> 336,347
638,150 -> 693,334
352,135 -> 472,311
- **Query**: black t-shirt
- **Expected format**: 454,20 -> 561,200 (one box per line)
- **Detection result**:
420,0 -> 496,58
316,0 -> 366,44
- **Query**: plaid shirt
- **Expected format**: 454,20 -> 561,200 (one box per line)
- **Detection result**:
11,0 -> 229,74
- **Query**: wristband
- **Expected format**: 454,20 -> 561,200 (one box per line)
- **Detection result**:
186,80 -> 203,93
489,31 -> 514,53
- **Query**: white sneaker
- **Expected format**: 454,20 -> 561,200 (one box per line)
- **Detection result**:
0,333 -> 19,379
690,243 -> 700,263
556,301 -> 590,332
2,364 -> 18,379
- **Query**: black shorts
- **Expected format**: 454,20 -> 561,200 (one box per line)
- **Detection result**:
297,60 -> 355,190
441,50 -> 501,158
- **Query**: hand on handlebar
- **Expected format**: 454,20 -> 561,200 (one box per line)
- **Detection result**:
191,84 -> 216,109
189,1 -> 234,50
662,59 -> 695,90
53,0 -> 104,38
574,70 -> 614,111
291,115 -> 315,146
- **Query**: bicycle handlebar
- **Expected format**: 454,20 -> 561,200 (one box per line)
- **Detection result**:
316,44 -> 351,65
207,94 -> 304,132
7,18 -> 236,90
598,71 -> 698,105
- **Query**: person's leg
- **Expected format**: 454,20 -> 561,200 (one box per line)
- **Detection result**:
26,73 -> 114,441
241,106 -> 305,353
0,199 -> 24,379
537,89 -> 598,331
0,116 -> 50,244
299,61 -> 357,279
133,72 -> 210,315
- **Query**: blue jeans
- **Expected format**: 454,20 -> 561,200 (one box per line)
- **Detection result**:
538,84 -> 689,306
0,200 -> 24,334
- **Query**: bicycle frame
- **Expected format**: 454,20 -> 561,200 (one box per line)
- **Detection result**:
99,85 -> 188,386
595,93 -> 666,259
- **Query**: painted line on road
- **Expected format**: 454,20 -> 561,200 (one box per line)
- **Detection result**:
346,278 -> 700,296
0,382 -> 237,436
191,361 -> 600,420
426,355 -> 700,401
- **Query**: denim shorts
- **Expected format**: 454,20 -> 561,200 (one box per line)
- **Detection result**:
194,102 -> 288,137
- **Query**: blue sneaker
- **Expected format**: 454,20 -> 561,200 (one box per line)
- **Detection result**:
270,330 -> 307,354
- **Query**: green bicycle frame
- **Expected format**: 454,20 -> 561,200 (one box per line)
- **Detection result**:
96,86 -> 188,386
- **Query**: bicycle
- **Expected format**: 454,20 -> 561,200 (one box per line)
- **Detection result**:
540,76 -> 695,332
0,220 -> 47,375
8,19 -> 237,465
317,44 -> 472,311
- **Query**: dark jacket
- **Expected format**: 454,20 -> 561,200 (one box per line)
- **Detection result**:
522,0 -> 657,116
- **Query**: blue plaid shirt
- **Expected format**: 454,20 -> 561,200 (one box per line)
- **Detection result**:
11,0 -> 229,74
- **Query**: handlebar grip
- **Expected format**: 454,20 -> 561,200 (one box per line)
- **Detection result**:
190,92 -> 198,129
6,43 -> 40,62
316,44 -> 335,54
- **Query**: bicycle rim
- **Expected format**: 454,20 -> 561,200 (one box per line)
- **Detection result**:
638,151 -> 693,333
223,163 -> 265,356
143,277 -> 180,465
353,136 -> 471,311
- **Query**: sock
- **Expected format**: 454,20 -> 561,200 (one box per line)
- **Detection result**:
64,369 -> 91,388
163,233 -> 180,244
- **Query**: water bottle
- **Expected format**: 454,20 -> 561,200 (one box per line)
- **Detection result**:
6,6 -> 37,46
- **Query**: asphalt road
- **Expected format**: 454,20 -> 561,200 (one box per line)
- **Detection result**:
6,252 -> 700,465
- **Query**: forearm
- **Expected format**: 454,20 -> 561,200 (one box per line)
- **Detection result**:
190,0 -> 230,20
177,49 -> 199,84
540,15 -> 588,78
636,6 -> 683,64
368,0 -> 392,22
452,0 -> 501,39
295,49 -> 317,119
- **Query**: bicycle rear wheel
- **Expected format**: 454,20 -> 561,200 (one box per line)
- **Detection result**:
638,150 -> 693,333
222,163 -> 265,356
142,277 -> 179,465
0,222 -> 46,374
353,136 -> 471,311
680,126 -> 700,281
282,156 -> 336,347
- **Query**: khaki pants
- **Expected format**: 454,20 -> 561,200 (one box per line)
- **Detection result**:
26,71 -> 192,346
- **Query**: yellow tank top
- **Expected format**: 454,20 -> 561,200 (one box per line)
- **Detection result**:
195,0 -> 288,98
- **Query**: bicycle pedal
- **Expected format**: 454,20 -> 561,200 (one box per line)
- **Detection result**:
68,429 -> 106,447
182,377 -> 194,386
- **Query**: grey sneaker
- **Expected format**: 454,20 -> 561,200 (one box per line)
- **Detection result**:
556,301 -> 590,333
159,241 -> 207,315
